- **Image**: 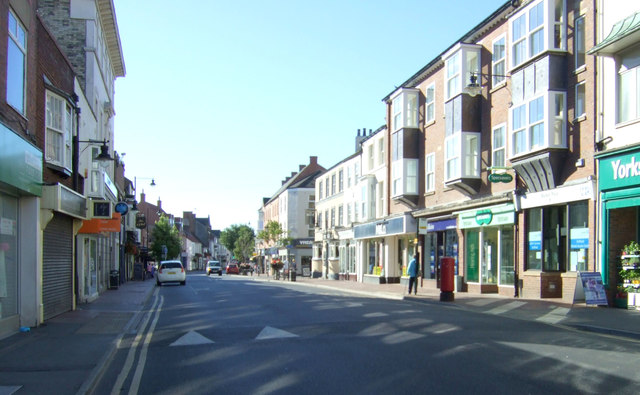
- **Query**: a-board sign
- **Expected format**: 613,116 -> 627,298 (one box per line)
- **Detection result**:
576,272 -> 608,306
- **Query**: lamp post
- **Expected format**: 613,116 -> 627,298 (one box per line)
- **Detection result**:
488,165 -> 522,298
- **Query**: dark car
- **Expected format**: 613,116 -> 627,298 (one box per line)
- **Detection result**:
226,263 -> 239,275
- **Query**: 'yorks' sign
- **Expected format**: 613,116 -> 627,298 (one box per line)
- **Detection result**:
599,150 -> 640,191
611,158 -> 640,180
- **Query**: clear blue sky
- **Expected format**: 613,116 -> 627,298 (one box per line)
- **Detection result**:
113,0 -> 507,231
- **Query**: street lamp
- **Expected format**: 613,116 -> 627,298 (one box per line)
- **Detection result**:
72,138 -> 114,191
131,176 -> 156,210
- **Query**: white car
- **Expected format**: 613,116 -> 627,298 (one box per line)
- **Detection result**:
157,260 -> 186,286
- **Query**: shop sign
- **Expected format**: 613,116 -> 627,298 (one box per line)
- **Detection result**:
520,180 -> 594,209
458,204 -> 514,229
528,231 -> 542,251
135,213 -> 147,229
426,218 -> 457,232
570,227 -> 589,249
0,123 -> 43,196
488,173 -> 513,183
418,218 -> 428,234
475,210 -> 493,225
599,150 -> 640,191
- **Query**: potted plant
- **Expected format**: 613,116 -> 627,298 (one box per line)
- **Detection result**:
614,285 -> 628,308
622,241 -> 640,266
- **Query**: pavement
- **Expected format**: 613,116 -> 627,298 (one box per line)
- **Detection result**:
1,273 -> 640,395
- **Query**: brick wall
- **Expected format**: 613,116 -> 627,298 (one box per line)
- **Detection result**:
36,0 -> 87,92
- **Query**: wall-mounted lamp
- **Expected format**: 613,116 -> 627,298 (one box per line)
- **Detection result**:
72,138 -> 113,191
463,72 -> 510,97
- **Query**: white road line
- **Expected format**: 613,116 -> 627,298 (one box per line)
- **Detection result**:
110,291 -> 160,395
466,299 -> 502,307
129,296 -> 164,395
536,307 -> 570,324
486,301 -> 527,315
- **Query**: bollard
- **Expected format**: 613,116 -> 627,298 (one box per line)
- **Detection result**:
440,256 -> 455,302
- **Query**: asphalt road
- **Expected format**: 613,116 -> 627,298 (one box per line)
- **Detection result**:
94,273 -> 640,395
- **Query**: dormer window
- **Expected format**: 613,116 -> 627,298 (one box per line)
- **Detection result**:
391,88 -> 419,131
444,44 -> 480,100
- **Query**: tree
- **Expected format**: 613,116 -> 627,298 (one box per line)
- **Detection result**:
257,220 -> 286,246
234,226 -> 255,263
150,215 -> 181,262
220,224 -> 255,261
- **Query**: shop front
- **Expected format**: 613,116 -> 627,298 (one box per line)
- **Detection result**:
40,184 -> 87,319
77,212 -> 121,302
598,147 -> 640,294
338,229 -> 356,281
0,123 -> 42,336
354,214 -> 416,285
517,179 -> 595,301
279,238 -> 312,276
457,204 -> 515,295
418,216 -> 458,289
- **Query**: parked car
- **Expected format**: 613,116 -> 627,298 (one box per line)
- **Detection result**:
226,263 -> 239,275
157,260 -> 186,286
206,260 -> 222,276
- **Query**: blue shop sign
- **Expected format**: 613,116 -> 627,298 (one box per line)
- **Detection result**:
427,218 -> 457,232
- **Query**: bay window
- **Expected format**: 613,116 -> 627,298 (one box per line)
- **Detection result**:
510,0 -> 566,69
445,132 -> 479,181
391,88 -> 419,131
392,159 -> 418,197
45,91 -> 74,171
444,44 -> 480,100
510,91 -> 566,157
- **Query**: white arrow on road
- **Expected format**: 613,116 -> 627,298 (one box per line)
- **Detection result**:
170,330 -> 215,346
255,326 -> 298,340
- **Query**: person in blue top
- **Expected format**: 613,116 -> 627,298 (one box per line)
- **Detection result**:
407,254 -> 419,295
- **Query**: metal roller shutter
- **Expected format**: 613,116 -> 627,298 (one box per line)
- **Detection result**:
43,214 -> 73,320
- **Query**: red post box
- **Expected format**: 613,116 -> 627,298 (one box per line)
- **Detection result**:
440,256 -> 455,302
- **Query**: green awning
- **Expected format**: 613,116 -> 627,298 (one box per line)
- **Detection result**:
589,10 -> 640,56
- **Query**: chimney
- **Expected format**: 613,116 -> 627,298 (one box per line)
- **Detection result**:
355,128 -> 366,152
140,192 -> 146,203
309,156 -> 317,165
299,164 -> 305,171
291,171 -> 296,178
157,199 -> 162,211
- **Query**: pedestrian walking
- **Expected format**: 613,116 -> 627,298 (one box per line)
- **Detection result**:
407,254 -> 418,295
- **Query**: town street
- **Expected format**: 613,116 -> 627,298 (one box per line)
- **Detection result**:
94,273 -> 640,395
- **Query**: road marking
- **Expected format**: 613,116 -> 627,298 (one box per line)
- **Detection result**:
255,326 -> 298,340
536,307 -> 570,324
363,312 -> 388,318
170,331 -> 215,346
129,295 -> 163,395
110,291 -> 162,395
467,299 -> 501,307
0,386 -> 21,395
485,301 -> 527,315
